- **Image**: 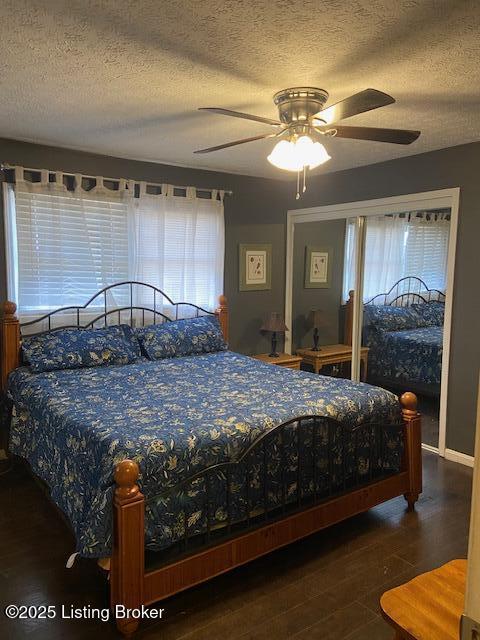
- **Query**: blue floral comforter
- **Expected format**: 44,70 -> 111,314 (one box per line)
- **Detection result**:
8,351 -> 402,558
366,326 -> 443,387
363,302 -> 444,389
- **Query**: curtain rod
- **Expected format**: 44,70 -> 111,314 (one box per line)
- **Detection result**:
0,163 -> 233,196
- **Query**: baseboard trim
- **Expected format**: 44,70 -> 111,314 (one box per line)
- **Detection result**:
421,443 -> 439,454
445,448 -> 475,468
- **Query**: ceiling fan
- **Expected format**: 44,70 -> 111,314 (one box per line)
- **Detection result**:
195,88 -> 421,198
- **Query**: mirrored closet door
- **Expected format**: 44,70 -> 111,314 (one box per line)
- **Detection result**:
285,189 -> 459,455
357,209 -> 450,449
291,217 -> 361,382
289,206 -> 450,450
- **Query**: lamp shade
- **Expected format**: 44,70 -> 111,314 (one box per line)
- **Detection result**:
261,312 -> 288,333
311,309 -> 322,328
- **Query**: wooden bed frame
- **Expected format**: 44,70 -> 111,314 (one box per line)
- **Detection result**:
0,284 -> 422,638
344,276 -> 445,395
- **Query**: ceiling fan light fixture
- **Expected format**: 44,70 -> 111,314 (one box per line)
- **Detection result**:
267,135 -> 331,172
198,86 -> 418,199
267,139 -> 298,171
296,135 -> 331,169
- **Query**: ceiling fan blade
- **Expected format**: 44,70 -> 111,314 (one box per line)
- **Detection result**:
318,125 -> 420,145
312,89 -> 396,125
194,133 -> 276,154
199,107 -> 282,127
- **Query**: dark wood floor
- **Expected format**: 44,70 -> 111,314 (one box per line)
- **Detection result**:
0,452 -> 472,640
417,394 -> 440,448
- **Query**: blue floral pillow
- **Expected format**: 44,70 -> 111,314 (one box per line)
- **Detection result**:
136,315 -> 227,360
22,325 -> 139,373
363,305 -> 422,332
411,302 -> 445,327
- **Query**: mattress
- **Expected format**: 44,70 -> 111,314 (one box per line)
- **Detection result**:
8,351 -> 403,558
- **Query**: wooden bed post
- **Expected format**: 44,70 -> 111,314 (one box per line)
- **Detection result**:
344,290 -> 354,345
400,392 -> 422,510
111,460 -> 145,638
216,294 -> 229,343
1,301 -> 20,390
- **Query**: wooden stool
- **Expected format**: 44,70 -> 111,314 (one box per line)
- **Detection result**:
380,559 -> 466,640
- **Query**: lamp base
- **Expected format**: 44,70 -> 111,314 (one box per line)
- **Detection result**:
312,328 -> 320,351
269,332 -> 279,358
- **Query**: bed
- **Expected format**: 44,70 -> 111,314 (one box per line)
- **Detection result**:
0,282 -> 422,637
345,277 -> 445,396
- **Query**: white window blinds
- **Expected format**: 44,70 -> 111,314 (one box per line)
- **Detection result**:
5,171 -> 225,316
405,214 -> 450,291
12,184 -> 130,311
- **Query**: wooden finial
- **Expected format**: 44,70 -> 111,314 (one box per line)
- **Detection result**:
3,301 -> 17,320
1,301 -> 20,390
114,459 -> 140,501
400,392 -> 418,417
216,294 -> 229,342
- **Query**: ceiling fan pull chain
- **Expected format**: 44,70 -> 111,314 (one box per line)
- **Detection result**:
296,170 -> 300,200
303,165 -> 307,193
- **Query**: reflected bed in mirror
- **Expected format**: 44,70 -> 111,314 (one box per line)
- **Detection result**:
346,276 -> 445,449
359,275 -> 445,396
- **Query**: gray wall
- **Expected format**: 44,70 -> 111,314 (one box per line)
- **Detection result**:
225,223 -> 287,355
1,137 -> 479,456
292,220 -> 346,351
0,138 -> 290,357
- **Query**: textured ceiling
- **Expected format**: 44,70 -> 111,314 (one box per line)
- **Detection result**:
1,0 -> 479,179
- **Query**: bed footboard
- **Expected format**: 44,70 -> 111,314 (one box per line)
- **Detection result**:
110,393 -> 422,637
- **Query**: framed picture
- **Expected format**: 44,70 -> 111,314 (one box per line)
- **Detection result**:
239,244 -> 272,291
305,247 -> 332,288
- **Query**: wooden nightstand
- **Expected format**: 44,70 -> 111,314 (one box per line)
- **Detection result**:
296,344 -> 369,381
252,353 -> 303,370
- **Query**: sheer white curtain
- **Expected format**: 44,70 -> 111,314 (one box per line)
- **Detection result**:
131,183 -> 224,311
342,218 -> 357,302
343,215 -> 408,301
5,169 -> 225,318
3,182 -> 18,304
362,214 -> 408,301
342,212 -> 449,302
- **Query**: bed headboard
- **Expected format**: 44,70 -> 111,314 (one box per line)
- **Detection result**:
364,276 -> 445,307
343,276 -> 445,345
0,282 -> 228,389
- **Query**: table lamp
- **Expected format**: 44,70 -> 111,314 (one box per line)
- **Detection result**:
311,309 -> 322,351
261,312 -> 288,357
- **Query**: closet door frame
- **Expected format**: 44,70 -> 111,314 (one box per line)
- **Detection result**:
285,187 -> 460,458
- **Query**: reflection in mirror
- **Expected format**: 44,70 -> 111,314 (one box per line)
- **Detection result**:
344,209 -> 450,448
292,218 -> 358,381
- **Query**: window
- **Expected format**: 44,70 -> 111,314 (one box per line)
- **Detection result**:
132,185 -> 224,311
342,211 -> 450,302
404,215 -> 450,291
4,173 -> 225,316
8,185 -> 130,311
